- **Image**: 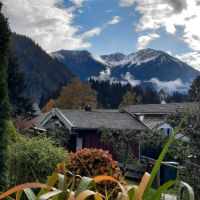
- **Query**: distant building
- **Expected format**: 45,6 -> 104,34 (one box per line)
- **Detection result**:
122,102 -> 200,138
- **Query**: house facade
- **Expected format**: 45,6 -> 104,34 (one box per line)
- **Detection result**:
31,107 -> 146,157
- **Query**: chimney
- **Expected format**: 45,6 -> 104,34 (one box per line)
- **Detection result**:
85,105 -> 92,111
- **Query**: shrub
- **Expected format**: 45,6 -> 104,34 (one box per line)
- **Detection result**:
66,148 -> 122,180
6,120 -> 21,144
8,137 -> 67,187
56,148 -> 123,199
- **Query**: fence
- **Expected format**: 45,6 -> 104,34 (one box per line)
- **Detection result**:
120,155 -> 197,199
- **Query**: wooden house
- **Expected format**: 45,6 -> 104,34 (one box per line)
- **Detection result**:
31,107 -> 146,157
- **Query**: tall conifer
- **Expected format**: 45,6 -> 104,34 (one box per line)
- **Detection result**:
0,2 -> 11,189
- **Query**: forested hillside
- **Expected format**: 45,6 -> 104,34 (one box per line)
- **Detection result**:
12,33 -> 73,103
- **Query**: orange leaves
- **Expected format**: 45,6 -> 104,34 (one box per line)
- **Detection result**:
65,148 -> 123,179
43,99 -> 55,112
55,77 -> 97,109
0,183 -> 52,199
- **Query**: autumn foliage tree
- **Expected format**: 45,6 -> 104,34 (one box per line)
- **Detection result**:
119,91 -> 141,108
55,78 -> 97,109
43,99 -> 55,112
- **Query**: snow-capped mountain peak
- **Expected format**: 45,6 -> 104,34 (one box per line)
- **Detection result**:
101,48 -> 163,68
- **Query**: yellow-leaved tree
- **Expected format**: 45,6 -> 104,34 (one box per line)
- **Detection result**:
55,78 -> 97,109
119,91 -> 141,108
43,99 -> 56,113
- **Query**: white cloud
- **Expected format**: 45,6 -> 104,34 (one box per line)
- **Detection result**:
176,52 -> 200,71
69,0 -> 87,6
108,16 -> 121,25
1,0 -> 92,53
149,78 -> 189,92
90,68 -> 113,81
91,54 -> 108,65
121,72 -> 141,86
119,0 -> 135,7
137,33 -> 160,50
130,0 -> 200,51
81,27 -> 102,39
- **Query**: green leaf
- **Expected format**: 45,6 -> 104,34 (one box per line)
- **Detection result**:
180,182 -> 195,200
24,188 -> 36,200
149,180 -> 194,200
127,187 -> 136,200
142,113 -> 189,199
75,177 -> 95,198
39,190 -> 63,200
37,173 -> 58,199
57,174 -> 65,191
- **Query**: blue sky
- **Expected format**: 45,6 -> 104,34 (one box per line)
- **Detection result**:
1,0 -> 200,70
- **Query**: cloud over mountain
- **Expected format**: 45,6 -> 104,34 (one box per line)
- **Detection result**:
1,0 -> 94,52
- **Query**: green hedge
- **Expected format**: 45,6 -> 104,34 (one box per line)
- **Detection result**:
8,137 -> 67,186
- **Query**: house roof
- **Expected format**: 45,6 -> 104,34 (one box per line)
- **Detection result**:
122,102 -> 200,115
60,109 -> 146,130
33,108 -> 146,131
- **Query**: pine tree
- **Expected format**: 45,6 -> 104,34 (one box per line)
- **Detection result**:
8,49 -> 34,116
188,75 -> 200,102
0,2 -> 11,189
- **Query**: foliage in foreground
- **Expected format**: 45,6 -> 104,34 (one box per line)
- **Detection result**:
61,148 -> 123,198
0,114 -> 195,199
8,137 -> 67,187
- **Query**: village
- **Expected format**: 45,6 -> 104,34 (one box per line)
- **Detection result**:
1,0 -> 200,199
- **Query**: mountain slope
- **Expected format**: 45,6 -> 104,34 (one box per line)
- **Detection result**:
51,50 -> 107,81
102,49 -> 200,83
12,33 -> 73,103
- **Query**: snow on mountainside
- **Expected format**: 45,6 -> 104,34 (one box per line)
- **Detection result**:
101,48 -> 174,68
51,50 -> 107,81
51,48 -> 200,93
101,53 -> 125,67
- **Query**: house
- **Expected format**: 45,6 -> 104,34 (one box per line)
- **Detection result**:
122,102 -> 200,137
31,107 -> 146,156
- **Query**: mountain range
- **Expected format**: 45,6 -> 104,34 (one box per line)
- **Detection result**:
12,33 -> 200,104
52,48 -> 200,92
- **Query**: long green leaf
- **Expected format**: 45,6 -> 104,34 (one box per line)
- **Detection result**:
75,177 -> 95,198
180,182 -> 195,200
24,188 -> 36,200
37,173 -> 58,199
150,180 -> 194,200
39,190 -> 63,200
127,187 -> 136,200
142,113 -> 188,199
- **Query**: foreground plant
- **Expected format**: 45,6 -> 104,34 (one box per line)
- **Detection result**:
0,114 -> 195,199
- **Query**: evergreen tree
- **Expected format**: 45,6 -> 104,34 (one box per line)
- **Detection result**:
0,2 -> 11,189
8,49 -> 34,116
143,86 -> 160,104
188,75 -> 200,102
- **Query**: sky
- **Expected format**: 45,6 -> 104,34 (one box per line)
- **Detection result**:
1,0 -> 200,71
